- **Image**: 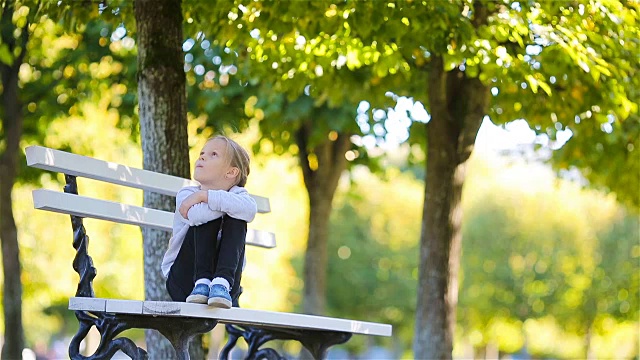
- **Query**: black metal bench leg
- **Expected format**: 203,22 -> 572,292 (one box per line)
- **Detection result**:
219,324 -> 242,359
221,325 -> 352,360
69,311 -> 218,360
298,330 -> 352,359
154,317 -> 218,360
69,311 -> 148,360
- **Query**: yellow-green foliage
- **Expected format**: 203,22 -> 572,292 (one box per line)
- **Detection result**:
459,153 -> 639,359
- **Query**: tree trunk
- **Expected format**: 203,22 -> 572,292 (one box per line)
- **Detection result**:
0,52 -> 25,360
296,123 -> 351,315
584,320 -> 596,359
0,1 -> 26,358
135,0 -> 194,358
413,56 -> 489,359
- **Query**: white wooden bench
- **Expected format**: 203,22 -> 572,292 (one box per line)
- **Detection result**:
26,145 -> 392,360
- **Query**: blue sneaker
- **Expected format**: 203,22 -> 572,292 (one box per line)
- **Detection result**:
208,284 -> 232,308
186,284 -> 210,304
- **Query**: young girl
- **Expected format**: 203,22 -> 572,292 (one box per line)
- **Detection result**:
161,136 -> 257,308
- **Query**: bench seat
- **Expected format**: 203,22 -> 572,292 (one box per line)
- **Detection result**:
70,297 -> 392,336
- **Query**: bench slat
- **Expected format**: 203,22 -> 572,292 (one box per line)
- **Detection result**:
26,146 -> 271,213
33,189 -> 276,249
69,297 -> 392,337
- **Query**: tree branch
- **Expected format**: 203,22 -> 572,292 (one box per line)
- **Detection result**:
295,121 -> 313,189
472,0 -> 490,28
331,132 -> 352,167
427,56 -> 448,118
457,76 -> 490,163
14,20 -> 29,70
1,0 -> 16,53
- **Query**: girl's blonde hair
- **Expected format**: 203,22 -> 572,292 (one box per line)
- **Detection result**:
210,135 -> 251,187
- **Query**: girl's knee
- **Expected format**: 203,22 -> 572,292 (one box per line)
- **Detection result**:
222,216 -> 248,233
194,217 -> 223,230
223,216 -> 246,225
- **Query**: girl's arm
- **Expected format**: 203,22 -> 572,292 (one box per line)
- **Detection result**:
180,186 -> 257,225
207,186 -> 257,222
175,186 -> 201,223
176,186 -> 221,226
186,202 -> 223,225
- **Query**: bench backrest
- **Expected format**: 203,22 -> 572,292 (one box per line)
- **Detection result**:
25,145 -> 275,248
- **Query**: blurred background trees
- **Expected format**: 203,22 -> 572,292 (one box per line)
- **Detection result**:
458,156 -> 638,358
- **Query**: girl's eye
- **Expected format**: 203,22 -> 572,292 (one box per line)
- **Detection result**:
212,151 -> 218,156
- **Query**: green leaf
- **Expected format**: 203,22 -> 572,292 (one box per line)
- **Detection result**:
0,43 -> 13,65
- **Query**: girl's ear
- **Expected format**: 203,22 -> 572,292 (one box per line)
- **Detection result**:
226,167 -> 240,179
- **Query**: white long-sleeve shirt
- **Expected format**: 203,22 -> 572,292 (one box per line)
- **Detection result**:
161,185 -> 258,278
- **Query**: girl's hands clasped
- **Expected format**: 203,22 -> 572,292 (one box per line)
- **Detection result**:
179,190 -> 208,219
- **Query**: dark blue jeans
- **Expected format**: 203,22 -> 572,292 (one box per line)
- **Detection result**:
166,216 -> 246,305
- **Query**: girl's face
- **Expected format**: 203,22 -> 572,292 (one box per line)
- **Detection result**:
193,139 -> 235,189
